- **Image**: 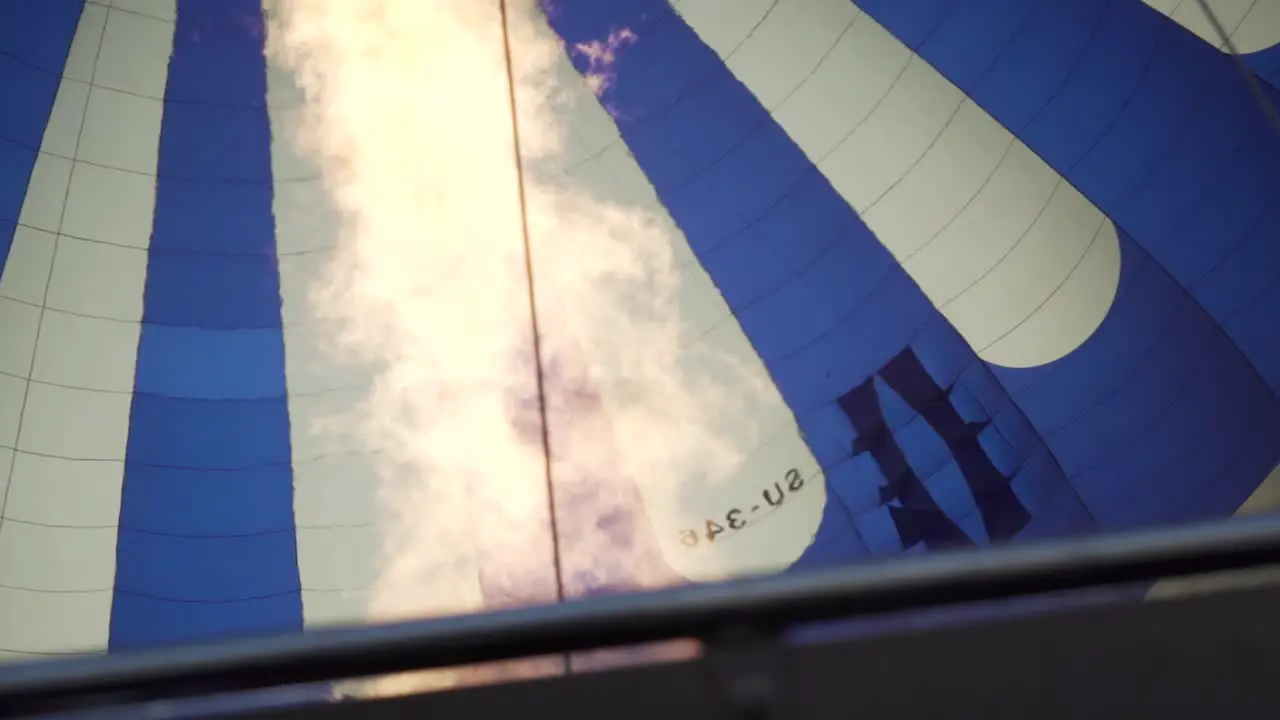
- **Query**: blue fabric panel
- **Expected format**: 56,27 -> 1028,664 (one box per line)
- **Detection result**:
0,56 -> 58,161
0,0 -> 86,71
141,250 -> 283,329
162,0 -> 269,106
133,326 -> 287,400
0,219 -> 13,270
151,178 -> 277,254
110,0 -> 301,652
0,139 -> 35,226
120,464 -> 296,537
109,593 -> 302,650
125,394 -> 292,470
115,528 -> 299,602
158,101 -> 273,181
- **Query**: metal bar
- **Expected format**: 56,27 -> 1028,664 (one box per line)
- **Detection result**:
5,515 -> 1280,716
251,581 -> 1280,720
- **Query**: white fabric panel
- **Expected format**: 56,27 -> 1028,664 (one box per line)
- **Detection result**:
269,67 -> 382,629
673,0 -> 1123,369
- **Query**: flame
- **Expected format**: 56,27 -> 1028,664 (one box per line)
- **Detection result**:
266,0 -> 758,694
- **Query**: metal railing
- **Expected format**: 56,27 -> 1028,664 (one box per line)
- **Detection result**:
4,515 -> 1280,717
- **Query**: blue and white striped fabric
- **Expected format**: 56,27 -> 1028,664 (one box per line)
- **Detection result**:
0,0 -> 357,661
1,0 -> 1280,664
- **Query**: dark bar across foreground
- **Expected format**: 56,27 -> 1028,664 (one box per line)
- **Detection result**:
4,515 -> 1280,717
